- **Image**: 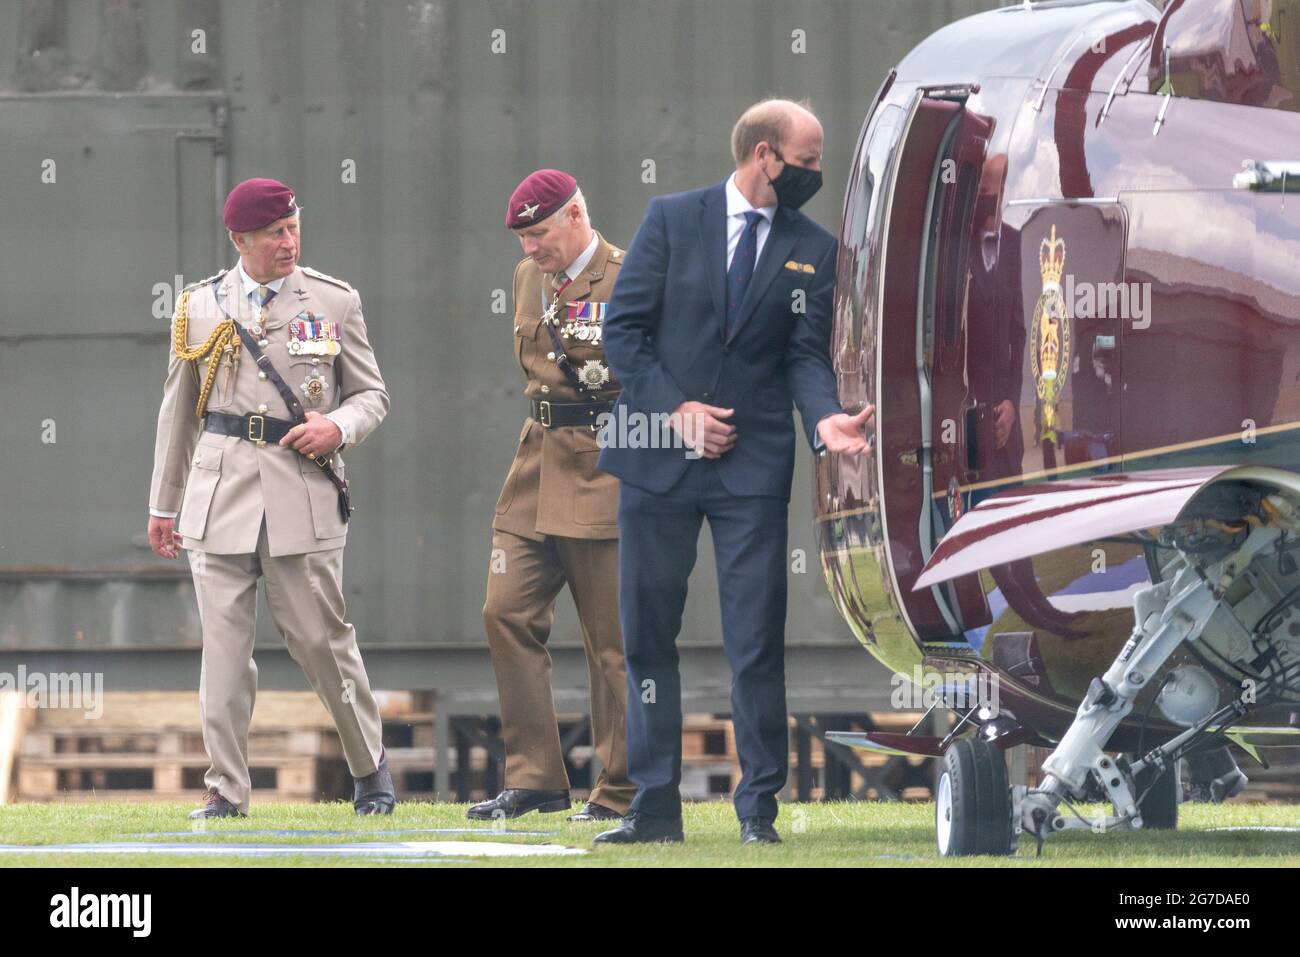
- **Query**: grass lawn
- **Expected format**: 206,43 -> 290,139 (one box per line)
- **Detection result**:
0,800 -> 1296,867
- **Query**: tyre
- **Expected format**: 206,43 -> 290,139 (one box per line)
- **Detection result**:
936,738 -> 1014,856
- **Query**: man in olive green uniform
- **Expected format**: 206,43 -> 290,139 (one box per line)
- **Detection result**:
470,170 -> 633,822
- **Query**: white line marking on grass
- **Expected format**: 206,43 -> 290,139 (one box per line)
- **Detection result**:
0,841 -> 587,859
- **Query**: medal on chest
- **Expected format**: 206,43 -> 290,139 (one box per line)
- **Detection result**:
288,314 -> 341,356
560,301 -> 607,343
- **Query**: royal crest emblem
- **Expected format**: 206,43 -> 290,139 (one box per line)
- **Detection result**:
1030,225 -> 1071,444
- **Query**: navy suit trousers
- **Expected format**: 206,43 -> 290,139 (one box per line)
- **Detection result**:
619,459 -> 789,821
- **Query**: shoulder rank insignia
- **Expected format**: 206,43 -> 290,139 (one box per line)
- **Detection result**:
183,268 -> 228,293
301,265 -> 354,292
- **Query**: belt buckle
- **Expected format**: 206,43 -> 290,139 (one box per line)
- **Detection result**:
538,400 -> 552,428
247,413 -> 267,448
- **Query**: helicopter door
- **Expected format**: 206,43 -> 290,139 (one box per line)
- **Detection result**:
877,89 -> 991,645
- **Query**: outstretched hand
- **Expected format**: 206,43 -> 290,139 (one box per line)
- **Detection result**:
816,405 -> 874,455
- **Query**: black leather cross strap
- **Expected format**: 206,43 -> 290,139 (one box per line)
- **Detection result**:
542,316 -> 589,395
530,398 -> 614,429
205,410 -> 295,446
231,323 -> 353,524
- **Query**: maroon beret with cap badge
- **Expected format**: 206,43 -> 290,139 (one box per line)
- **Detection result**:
506,169 -> 579,229
223,178 -> 301,232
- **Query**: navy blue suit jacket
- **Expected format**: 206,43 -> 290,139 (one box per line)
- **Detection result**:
598,180 -> 842,497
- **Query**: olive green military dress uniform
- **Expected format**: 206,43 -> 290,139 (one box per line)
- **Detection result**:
149,264 -> 388,813
484,231 -> 634,813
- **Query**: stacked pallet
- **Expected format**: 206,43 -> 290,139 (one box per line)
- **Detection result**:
15,692 -> 351,804
681,712 -> 935,803
680,714 -> 740,800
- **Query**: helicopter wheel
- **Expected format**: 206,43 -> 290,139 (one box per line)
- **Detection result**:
1123,754 -> 1179,830
936,738 -> 1014,856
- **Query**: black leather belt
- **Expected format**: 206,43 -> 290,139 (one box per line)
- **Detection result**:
205,411 -> 295,448
530,399 -> 614,429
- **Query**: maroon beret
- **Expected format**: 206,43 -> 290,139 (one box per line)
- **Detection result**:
223,178 -> 300,232
506,169 -> 578,229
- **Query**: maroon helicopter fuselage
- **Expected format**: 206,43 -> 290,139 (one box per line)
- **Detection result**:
816,0 -> 1300,746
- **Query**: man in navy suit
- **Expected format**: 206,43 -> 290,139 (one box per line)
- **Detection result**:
593,99 -> 873,845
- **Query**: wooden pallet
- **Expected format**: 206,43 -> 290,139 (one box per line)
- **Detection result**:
17,726 -> 348,803
677,713 -> 936,802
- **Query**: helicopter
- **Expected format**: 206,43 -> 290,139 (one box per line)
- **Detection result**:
814,0 -> 1300,854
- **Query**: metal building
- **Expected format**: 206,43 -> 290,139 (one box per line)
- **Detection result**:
0,0 -> 1001,732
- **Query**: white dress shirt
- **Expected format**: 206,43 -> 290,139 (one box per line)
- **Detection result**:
725,172 -> 776,270
237,261 -> 287,304
724,174 -> 834,450
541,232 -> 600,311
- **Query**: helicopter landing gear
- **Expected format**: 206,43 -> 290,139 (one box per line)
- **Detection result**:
936,738 -> 1016,856
1015,519 -> 1284,849
1128,753 -> 1179,830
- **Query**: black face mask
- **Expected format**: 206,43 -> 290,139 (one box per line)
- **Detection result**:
765,149 -> 822,209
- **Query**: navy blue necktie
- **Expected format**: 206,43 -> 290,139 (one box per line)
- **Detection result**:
725,210 -> 762,340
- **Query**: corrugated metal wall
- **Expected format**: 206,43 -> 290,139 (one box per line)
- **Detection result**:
0,0 -> 1002,655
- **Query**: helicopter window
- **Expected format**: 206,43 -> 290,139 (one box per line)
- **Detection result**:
939,162 -> 979,350
841,106 -> 904,353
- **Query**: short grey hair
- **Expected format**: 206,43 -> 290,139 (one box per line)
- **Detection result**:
730,98 -> 814,166
540,187 -> 590,228
569,187 -> 590,225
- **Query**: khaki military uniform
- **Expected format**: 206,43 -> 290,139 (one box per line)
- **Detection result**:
484,230 -> 634,812
149,263 -> 389,812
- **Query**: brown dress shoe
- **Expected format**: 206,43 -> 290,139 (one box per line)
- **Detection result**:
567,801 -> 623,822
466,789 -> 571,820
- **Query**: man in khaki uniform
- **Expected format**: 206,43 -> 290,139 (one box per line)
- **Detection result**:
470,169 -> 634,822
146,177 -> 395,818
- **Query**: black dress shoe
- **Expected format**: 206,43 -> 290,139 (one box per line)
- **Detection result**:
354,750 -> 396,816
466,788 -> 571,820
592,811 -> 684,844
188,789 -> 245,820
567,801 -> 624,822
740,817 -> 781,844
